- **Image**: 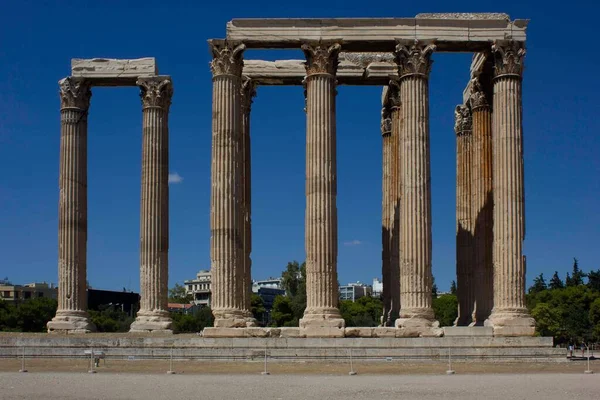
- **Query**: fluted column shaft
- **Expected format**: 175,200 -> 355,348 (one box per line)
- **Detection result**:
470,79 -> 494,325
485,41 -> 534,336
455,105 -> 474,326
300,43 -> 344,333
380,107 -> 393,325
241,78 -> 257,319
209,43 -> 255,328
130,77 -> 173,332
394,41 -> 439,332
48,77 -> 94,333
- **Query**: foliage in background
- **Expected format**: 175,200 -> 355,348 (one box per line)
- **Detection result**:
0,298 -> 58,332
271,261 -> 307,327
88,305 -> 135,332
433,294 -> 458,327
340,296 -> 382,327
168,283 -> 193,304
171,307 -> 214,333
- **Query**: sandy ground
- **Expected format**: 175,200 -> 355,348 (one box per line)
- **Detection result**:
0,358 -> 595,375
1,372 -> 599,400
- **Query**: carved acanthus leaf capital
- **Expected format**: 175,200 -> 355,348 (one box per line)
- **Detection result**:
469,77 -> 489,109
394,40 -> 436,78
241,77 -> 257,113
59,77 -> 91,110
492,41 -> 526,78
454,105 -> 472,135
388,80 -> 401,109
381,111 -> 392,136
302,42 -> 342,75
137,77 -> 173,110
209,42 -> 246,77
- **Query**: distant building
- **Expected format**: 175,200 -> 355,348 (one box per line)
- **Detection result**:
167,303 -> 198,314
372,278 -> 383,298
0,280 -> 57,304
252,277 -> 285,326
185,270 -> 212,307
339,282 -> 371,302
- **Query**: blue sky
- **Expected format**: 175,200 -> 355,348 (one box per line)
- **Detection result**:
1,0 -> 598,293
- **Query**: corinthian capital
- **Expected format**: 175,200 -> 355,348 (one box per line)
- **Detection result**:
394,40 -> 436,78
241,77 -> 257,114
59,77 -> 91,110
209,41 -> 246,77
492,40 -> 526,78
302,42 -> 342,75
454,105 -> 472,135
137,77 -> 173,110
469,77 -> 490,110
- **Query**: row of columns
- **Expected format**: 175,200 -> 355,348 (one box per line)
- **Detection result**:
48,76 -> 174,333
453,42 -> 534,334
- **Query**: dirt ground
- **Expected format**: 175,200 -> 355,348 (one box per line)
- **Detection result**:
0,358 -> 595,375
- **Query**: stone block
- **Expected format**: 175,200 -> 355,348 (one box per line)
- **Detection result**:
344,327 -> 373,337
372,328 -> 397,338
279,328 -> 304,338
244,328 -> 269,338
300,327 -> 345,338
202,328 -> 247,338
71,58 -> 158,86
444,327 -> 494,336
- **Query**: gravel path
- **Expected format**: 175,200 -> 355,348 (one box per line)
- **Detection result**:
1,372 -> 599,400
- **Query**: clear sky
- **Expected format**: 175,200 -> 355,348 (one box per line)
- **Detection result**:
1,0 -> 598,293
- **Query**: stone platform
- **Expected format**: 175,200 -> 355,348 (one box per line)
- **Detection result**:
0,333 -> 566,363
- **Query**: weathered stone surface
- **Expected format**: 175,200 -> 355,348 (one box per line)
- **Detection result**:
71,58 -> 157,85
344,327 -> 374,337
371,328 -> 397,338
395,42 -> 438,333
279,328 -> 304,338
416,13 -> 510,20
226,18 -> 528,51
443,326 -> 493,337
209,43 -> 257,328
485,41 -> 534,336
300,43 -> 345,333
455,104 -> 474,326
48,77 -> 94,334
130,77 -> 173,333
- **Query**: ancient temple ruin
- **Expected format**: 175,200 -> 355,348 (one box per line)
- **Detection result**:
49,14 -> 535,338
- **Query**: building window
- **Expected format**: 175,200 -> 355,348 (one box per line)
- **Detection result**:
2,291 -> 9,298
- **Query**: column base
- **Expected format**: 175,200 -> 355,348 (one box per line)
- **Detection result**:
129,310 -> 173,333
47,310 -> 96,333
213,309 -> 256,328
395,309 -> 442,337
484,309 -> 536,337
299,308 -> 345,337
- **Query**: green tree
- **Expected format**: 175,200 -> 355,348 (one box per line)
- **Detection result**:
171,306 -> 214,333
340,296 -> 383,327
271,295 -> 296,327
587,269 -> 600,292
450,280 -> 457,295
15,297 -> 58,332
0,300 -> 17,331
89,304 -> 134,332
531,302 -> 562,338
251,293 -> 266,324
529,273 -> 548,294
432,294 -> 458,327
276,260 -> 307,326
431,275 -> 438,298
567,258 -> 585,287
168,283 -> 193,304
549,271 -> 564,290
589,298 -> 600,342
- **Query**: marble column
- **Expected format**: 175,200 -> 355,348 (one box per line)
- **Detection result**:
385,82 -> 402,326
130,76 -> 173,332
299,42 -> 345,336
209,42 -> 256,328
454,104 -> 474,326
394,40 -> 441,335
484,41 -> 535,336
48,77 -> 95,333
380,104 -> 392,326
470,76 -> 494,325
240,77 -> 257,321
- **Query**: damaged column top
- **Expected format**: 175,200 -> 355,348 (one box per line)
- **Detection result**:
71,58 -> 158,86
